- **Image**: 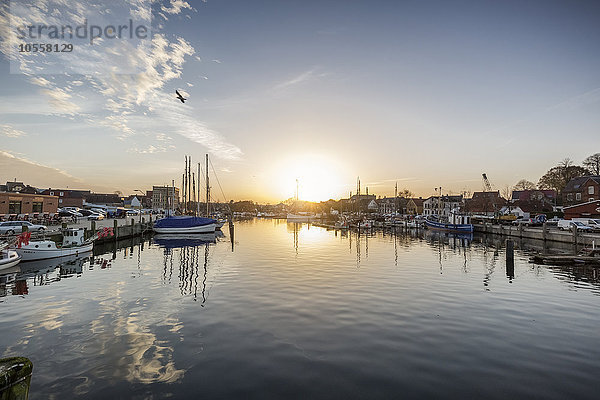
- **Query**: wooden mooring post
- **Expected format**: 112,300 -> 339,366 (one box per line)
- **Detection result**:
506,239 -> 515,278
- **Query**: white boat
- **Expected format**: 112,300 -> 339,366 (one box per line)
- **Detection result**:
16,228 -> 94,261
0,249 -> 21,270
334,220 -> 350,230
358,220 -> 373,229
287,212 -> 315,222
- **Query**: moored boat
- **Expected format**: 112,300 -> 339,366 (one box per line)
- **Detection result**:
16,228 -> 94,261
153,216 -> 216,234
287,212 -> 315,222
0,249 -> 21,270
425,211 -> 473,233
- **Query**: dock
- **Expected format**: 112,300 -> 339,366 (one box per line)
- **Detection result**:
474,222 -> 600,246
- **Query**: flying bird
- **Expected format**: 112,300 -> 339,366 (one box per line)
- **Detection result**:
176,90 -> 186,103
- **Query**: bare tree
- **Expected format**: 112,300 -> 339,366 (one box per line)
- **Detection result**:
513,179 -> 536,191
400,188 -> 413,198
583,153 -> 600,175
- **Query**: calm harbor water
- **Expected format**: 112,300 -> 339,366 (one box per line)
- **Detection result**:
1,218 -> 600,399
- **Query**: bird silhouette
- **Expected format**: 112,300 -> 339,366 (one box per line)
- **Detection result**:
176,90 -> 186,103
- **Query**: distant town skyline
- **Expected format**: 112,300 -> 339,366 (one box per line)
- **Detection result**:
2,0 -> 600,202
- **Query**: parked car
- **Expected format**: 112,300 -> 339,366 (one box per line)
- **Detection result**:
546,217 -> 561,226
572,218 -> 600,232
0,221 -> 47,235
87,213 -> 105,221
558,220 -> 593,231
126,210 -> 140,216
512,218 -> 533,226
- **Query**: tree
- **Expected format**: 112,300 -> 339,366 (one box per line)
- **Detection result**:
513,179 -> 536,191
538,158 -> 589,194
399,188 -> 413,198
583,153 -> 600,175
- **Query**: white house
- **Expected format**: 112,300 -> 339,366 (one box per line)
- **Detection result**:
423,195 -> 463,217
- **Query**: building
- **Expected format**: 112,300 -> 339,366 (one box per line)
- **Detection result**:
40,188 -> 90,208
84,193 -> 123,206
423,195 -> 463,217
464,191 -> 506,216
562,176 -> 600,206
511,189 -> 557,204
152,186 -> 180,211
406,198 -> 424,215
123,196 -> 142,209
0,180 -> 38,194
0,192 -> 58,215
563,199 -> 600,220
377,197 -> 408,215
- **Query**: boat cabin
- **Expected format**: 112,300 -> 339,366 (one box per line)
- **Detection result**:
449,210 -> 471,225
62,228 -> 86,246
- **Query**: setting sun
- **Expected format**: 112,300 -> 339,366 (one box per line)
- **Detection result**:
274,154 -> 346,202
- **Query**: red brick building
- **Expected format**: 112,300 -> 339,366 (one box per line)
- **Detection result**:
563,200 -> 600,220
40,189 -> 90,208
0,193 -> 58,216
562,176 -> 600,206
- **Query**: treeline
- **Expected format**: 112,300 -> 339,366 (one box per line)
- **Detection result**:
513,153 -> 599,194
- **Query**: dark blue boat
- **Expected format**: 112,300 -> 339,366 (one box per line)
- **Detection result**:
425,213 -> 473,233
153,216 -> 216,233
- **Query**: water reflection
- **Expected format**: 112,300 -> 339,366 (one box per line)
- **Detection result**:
153,233 -> 219,304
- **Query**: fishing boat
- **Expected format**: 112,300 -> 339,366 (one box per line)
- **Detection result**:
153,216 -> 216,234
425,210 -> 473,233
16,228 -> 94,261
0,249 -> 21,270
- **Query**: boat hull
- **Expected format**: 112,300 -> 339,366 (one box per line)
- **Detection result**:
0,250 -> 21,270
287,213 -> 314,222
17,242 -> 94,261
425,219 -> 473,233
153,224 -> 216,234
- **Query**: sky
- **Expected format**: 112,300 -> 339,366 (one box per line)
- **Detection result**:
1,0 -> 599,203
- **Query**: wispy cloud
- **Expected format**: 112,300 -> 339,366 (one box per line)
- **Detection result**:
0,0 -> 243,161
161,0 -> 192,15
272,67 -> 325,92
0,150 -> 83,183
0,124 -> 26,138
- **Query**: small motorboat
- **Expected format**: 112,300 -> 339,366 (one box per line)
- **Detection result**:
16,228 -> 94,261
0,249 -> 21,271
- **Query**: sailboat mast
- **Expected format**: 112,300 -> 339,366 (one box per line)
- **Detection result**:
188,156 -> 192,214
192,172 -> 196,216
197,162 -> 200,216
206,154 -> 210,217
171,179 -> 175,216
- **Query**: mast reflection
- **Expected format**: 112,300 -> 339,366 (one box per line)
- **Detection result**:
154,233 -> 217,304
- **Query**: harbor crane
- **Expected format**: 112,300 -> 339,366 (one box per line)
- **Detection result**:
482,173 -> 493,192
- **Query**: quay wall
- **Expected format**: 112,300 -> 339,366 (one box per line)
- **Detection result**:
474,223 -> 600,247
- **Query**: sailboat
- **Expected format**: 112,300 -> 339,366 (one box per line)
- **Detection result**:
153,156 -> 217,234
287,179 -> 315,222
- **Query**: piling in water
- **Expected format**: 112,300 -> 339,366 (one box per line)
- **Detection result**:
0,357 -> 33,400
506,239 -> 515,278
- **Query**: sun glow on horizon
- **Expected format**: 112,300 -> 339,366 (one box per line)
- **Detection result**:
273,154 -> 346,202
